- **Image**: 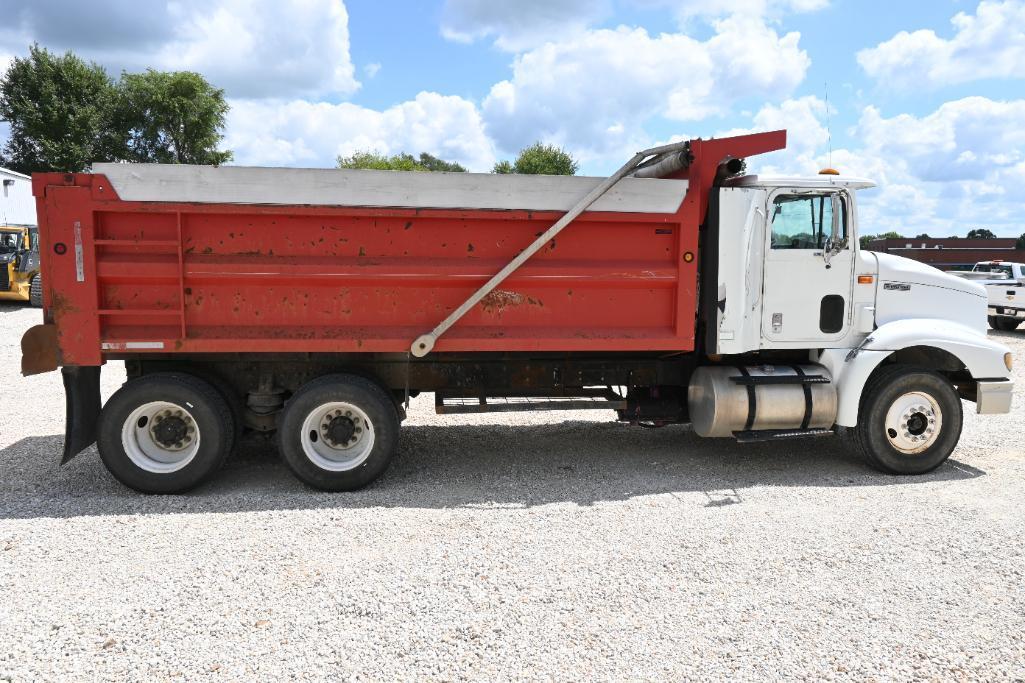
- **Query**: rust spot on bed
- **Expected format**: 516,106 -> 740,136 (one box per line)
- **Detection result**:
480,290 -> 546,314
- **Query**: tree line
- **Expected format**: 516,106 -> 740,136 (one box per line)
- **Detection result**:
1,44 -> 578,177
860,228 -> 1025,249
336,142 -> 578,176
0,45 -> 231,173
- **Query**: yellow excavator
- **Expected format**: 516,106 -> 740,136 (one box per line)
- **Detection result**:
0,225 -> 41,306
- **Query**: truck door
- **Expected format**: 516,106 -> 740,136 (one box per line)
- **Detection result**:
761,189 -> 854,343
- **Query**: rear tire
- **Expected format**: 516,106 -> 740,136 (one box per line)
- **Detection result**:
277,374 -> 399,491
990,316 -> 1020,331
848,364 -> 962,475
29,274 -> 42,307
97,373 -> 235,493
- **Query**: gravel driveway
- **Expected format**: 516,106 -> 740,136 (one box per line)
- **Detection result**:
1,303 -> 1023,681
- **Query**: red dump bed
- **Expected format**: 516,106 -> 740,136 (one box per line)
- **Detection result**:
31,132 -> 785,366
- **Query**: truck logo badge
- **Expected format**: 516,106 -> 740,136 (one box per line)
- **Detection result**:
883,282 -> 911,291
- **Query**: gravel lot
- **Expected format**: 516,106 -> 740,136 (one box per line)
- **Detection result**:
1,303 -> 1023,681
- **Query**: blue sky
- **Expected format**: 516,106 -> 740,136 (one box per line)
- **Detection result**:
1,0 -> 1023,236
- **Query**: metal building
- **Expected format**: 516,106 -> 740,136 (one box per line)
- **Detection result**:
1,167 -> 37,226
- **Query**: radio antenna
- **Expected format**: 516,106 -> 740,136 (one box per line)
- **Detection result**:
824,81 -> 833,168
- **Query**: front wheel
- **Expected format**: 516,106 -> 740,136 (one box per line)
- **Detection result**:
277,374 -> 400,491
848,365 -> 963,475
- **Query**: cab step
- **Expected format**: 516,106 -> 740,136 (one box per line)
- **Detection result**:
436,390 -> 626,415
732,428 -> 834,443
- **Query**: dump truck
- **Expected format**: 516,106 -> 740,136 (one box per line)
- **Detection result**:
20,130 -> 1014,493
0,224 -> 41,306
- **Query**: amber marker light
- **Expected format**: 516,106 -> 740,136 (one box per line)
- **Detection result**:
857,275 -> 874,284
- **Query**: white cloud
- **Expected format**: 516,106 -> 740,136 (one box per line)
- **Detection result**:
850,98 -> 1025,235
482,19 -> 810,156
857,1 -> 1025,88
719,96 -> 1025,236
440,0 -> 611,51
0,0 -> 360,99
225,92 -> 496,171
632,0 -> 828,23
856,97 -> 1025,183
364,63 -> 382,79
719,96 -> 830,173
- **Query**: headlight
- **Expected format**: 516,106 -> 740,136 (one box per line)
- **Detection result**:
1005,352 -> 1013,372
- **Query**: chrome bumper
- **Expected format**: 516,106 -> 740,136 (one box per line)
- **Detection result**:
976,380 -> 1014,414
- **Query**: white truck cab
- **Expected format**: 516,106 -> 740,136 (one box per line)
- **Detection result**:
686,172 -> 1013,474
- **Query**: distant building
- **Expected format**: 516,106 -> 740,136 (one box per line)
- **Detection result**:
1,167 -> 36,227
865,237 -> 1019,270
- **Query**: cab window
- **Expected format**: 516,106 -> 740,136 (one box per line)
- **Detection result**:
770,193 -> 846,250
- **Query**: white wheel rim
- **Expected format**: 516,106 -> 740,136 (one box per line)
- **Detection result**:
299,401 -> 375,472
884,391 -> 943,454
121,401 -> 201,474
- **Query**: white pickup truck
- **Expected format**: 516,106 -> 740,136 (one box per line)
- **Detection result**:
955,261 -> 1025,331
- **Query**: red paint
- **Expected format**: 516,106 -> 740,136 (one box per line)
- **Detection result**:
32,131 -> 785,366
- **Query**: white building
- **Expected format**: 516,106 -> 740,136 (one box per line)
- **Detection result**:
1,167 -> 36,226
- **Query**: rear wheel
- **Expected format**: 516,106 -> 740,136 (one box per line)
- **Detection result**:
277,374 -> 399,491
29,274 -> 42,307
97,373 -> 235,493
990,316 -> 1020,331
848,365 -> 962,475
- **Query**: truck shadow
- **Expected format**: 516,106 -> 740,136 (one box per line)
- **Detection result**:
0,422 -> 986,520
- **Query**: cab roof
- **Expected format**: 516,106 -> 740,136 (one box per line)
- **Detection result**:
727,174 -> 876,190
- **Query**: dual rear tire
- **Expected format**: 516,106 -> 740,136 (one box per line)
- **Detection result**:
97,372 -> 399,494
988,315 -> 1020,332
276,374 -> 399,492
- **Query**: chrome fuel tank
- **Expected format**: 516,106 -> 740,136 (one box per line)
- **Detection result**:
688,364 -> 837,437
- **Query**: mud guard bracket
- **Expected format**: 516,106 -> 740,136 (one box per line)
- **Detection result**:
61,365 -> 102,465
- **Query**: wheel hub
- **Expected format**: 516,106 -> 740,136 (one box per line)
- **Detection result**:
122,401 -> 202,474
319,408 -> 363,448
884,391 -> 943,455
301,401 -> 376,472
148,409 -> 195,451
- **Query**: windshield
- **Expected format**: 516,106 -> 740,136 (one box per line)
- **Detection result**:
972,263 -> 1012,278
0,231 -> 22,252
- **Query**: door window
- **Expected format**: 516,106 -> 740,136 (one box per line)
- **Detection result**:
770,194 -> 841,250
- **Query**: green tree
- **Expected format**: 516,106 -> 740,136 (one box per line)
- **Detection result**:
336,150 -> 466,172
116,69 -> 231,165
1015,233 -> 1025,250
859,231 -> 903,250
493,142 -> 578,175
967,228 -> 996,239
416,152 -> 466,172
914,233 -> 930,239
0,44 -> 118,173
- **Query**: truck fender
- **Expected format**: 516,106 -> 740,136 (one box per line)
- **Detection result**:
817,318 -> 1011,427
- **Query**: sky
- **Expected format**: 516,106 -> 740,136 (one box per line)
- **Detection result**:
0,0 -> 1023,236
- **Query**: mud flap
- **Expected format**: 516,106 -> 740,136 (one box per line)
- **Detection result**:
61,365 -> 102,464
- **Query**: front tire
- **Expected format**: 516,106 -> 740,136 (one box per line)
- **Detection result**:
848,365 -> 962,475
277,374 -> 399,491
97,373 -> 235,493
